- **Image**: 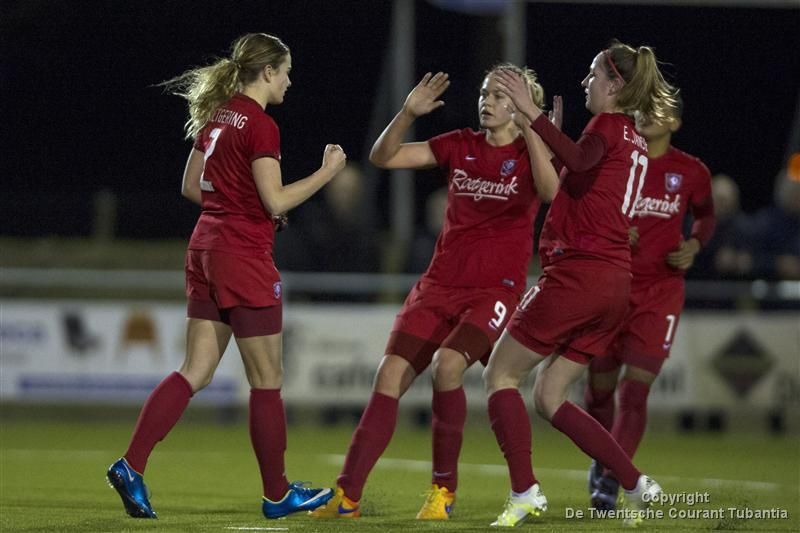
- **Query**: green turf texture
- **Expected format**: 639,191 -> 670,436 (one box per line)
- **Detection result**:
1,418 -> 797,532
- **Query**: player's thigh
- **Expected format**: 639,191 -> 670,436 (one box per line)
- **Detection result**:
181,318 -> 232,391
374,354 -> 418,398
533,354 -> 587,419
236,333 -> 283,389
483,329 -> 547,394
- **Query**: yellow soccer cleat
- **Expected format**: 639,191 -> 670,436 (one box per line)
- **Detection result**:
308,486 -> 361,518
416,484 -> 456,520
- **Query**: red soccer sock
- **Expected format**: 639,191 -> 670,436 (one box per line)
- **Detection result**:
249,388 -> 290,501
431,387 -> 467,492
488,389 -> 538,493
337,392 -> 398,501
124,371 -> 193,474
584,383 -> 616,431
550,401 -> 640,490
611,379 -> 650,459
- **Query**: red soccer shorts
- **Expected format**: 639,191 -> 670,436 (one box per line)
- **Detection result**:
507,261 -> 631,365
385,280 -> 520,374
185,249 -> 282,336
604,275 -> 685,374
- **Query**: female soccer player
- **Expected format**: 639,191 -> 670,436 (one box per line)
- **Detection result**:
106,33 -> 346,520
311,66 -> 560,520
584,93 -> 715,509
483,40 -> 678,527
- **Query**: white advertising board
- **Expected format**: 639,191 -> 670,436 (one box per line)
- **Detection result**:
2,300 -> 798,413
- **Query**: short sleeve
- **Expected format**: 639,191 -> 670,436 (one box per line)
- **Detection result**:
249,115 -> 281,162
427,129 -> 463,170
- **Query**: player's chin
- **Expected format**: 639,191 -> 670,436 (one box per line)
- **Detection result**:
479,116 -> 500,129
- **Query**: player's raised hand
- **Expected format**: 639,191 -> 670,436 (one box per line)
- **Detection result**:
403,72 -> 450,118
495,69 -> 542,123
322,144 -> 347,173
549,95 -> 563,130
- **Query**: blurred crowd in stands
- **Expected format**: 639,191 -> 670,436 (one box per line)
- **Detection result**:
694,167 -> 800,281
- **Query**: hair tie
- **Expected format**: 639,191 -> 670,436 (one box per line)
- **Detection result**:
232,59 -> 242,70
603,49 -> 626,86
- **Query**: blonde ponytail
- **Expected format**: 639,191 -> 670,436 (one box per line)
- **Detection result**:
161,33 -> 290,139
603,40 -> 678,124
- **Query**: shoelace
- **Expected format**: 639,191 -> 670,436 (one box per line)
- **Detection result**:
419,487 -> 446,512
290,481 -> 313,489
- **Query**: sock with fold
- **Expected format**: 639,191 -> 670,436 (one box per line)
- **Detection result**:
431,387 -> 467,492
124,371 -> 193,474
337,392 -> 398,502
550,401 -> 640,490
488,389 -> 538,493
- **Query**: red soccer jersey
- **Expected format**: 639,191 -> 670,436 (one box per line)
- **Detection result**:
189,93 -> 281,257
631,146 -> 712,279
538,113 -> 648,270
424,128 -> 543,291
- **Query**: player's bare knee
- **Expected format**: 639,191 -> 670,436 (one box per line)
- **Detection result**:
484,366 -> 519,395
373,355 -> 417,398
431,350 -> 466,390
623,365 -> 657,385
245,366 -> 282,389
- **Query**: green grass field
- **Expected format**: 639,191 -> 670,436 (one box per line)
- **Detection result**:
1,417 -> 798,532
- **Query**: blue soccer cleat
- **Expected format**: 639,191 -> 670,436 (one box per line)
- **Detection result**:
591,473 -> 621,511
262,481 -> 333,519
106,458 -> 157,518
588,459 -> 603,494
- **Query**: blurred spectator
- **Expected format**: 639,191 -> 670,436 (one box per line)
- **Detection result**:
407,186 -> 448,273
692,173 -> 753,279
751,170 -> 800,280
274,161 -> 380,272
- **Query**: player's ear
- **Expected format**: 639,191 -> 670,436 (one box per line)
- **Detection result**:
670,117 -> 682,133
263,65 -> 273,83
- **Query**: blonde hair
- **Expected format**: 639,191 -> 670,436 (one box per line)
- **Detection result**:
161,33 -> 290,139
487,63 -> 546,109
602,39 -> 678,123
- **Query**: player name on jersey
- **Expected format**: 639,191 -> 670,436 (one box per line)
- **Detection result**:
623,125 -> 648,151
210,108 -> 249,129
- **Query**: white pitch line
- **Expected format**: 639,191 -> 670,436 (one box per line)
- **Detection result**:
225,526 -> 289,531
321,454 -> 781,491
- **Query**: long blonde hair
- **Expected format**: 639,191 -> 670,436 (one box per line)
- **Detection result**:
161,33 -> 290,139
602,39 -> 678,123
487,63 -> 546,109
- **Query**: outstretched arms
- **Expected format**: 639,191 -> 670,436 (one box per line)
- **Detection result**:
369,72 -> 450,169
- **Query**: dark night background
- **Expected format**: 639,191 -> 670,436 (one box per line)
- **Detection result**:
2,0 -> 799,240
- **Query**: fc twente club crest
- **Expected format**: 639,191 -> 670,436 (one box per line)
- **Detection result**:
500,159 -> 517,177
665,172 -> 683,193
